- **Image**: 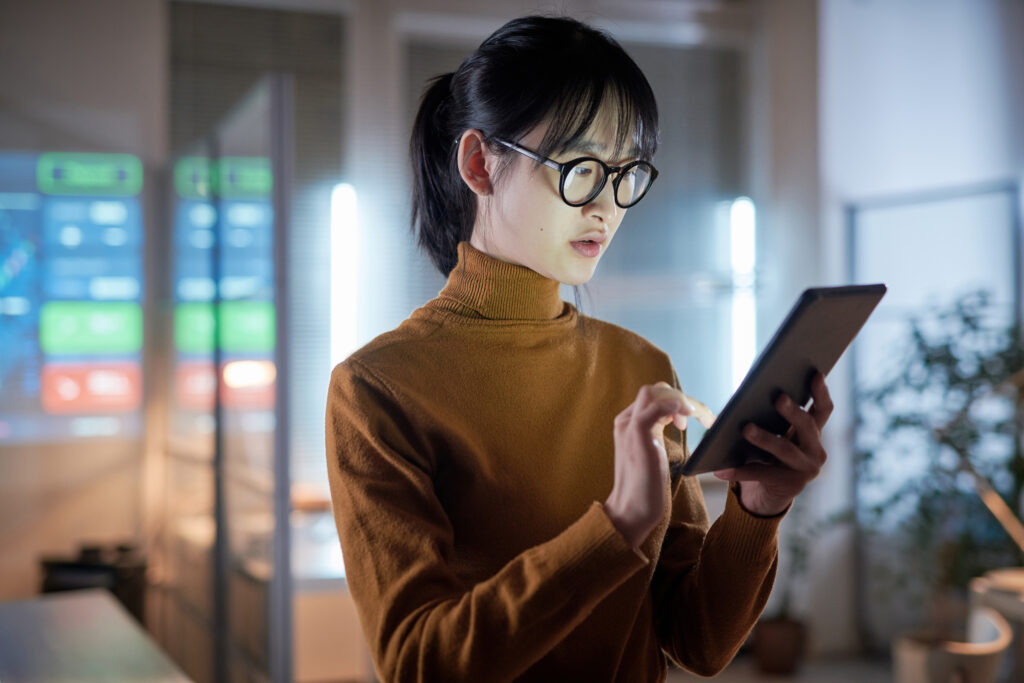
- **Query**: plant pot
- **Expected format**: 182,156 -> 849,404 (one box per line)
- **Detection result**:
753,617 -> 807,675
892,607 -> 1012,683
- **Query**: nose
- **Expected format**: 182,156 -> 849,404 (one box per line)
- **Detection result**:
581,176 -> 619,223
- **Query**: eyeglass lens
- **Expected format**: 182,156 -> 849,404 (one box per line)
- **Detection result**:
562,160 -> 654,207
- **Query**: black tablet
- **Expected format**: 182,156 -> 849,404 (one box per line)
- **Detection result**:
679,284 -> 887,476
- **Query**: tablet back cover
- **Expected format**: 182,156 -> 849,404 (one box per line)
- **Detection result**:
680,284 -> 886,476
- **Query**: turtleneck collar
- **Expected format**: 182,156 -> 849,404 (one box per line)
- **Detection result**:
432,241 -> 567,321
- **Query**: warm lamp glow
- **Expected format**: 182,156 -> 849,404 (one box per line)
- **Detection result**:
222,360 -> 276,389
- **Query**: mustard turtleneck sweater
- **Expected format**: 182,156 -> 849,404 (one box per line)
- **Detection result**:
325,240 -> 782,682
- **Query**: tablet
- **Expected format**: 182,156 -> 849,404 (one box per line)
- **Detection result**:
679,284 -> 887,476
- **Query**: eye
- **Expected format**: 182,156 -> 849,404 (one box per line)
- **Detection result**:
571,166 -> 593,177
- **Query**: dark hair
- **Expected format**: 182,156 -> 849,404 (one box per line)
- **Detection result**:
410,14 -> 659,282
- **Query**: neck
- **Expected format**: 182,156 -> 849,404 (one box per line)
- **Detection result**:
432,241 -> 567,321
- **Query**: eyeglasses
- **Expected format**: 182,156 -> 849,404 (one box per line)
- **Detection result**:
493,138 -> 659,209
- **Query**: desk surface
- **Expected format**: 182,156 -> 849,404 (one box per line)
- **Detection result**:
0,589 -> 191,682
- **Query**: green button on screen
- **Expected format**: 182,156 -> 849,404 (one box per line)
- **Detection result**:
40,302 -> 143,354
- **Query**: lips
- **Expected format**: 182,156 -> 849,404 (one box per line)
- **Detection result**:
570,240 -> 602,257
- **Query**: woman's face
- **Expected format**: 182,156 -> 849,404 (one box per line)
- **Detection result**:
469,110 -> 633,285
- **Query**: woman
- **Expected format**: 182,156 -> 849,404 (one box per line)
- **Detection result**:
325,15 -> 832,682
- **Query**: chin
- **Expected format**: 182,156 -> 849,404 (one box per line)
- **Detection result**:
562,268 -> 597,286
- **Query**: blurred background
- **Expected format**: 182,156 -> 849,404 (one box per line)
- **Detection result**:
0,0 -> 1022,681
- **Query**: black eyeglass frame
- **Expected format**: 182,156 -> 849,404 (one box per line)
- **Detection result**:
493,138 -> 659,209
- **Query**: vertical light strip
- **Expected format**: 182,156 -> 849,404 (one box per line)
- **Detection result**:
730,197 -> 757,390
331,183 -> 360,368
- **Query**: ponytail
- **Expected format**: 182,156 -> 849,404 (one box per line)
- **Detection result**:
410,72 -> 474,277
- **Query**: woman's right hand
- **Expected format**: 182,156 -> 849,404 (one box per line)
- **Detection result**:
603,382 -> 715,549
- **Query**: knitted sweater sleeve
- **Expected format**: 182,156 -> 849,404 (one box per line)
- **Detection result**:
649,365 -> 783,676
324,359 -> 648,683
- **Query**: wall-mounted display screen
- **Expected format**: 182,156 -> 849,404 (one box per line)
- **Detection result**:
0,152 -> 144,443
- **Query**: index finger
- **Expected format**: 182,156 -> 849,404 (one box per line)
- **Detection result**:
647,382 -> 696,416
681,393 -> 717,430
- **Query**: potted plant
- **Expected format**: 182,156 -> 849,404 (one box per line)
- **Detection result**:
853,290 -> 1024,650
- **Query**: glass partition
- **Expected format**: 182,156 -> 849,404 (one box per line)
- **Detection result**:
162,74 -> 292,683
163,137 -> 219,683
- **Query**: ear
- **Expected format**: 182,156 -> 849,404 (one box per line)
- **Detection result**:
456,129 -> 496,197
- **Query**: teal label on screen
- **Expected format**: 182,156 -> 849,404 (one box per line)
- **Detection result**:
37,153 -> 143,196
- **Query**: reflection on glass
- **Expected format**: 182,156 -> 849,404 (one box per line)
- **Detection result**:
172,155 -> 276,443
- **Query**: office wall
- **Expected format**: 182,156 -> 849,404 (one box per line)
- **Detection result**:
0,0 -> 168,600
0,0 -> 168,162
821,0 -> 1024,201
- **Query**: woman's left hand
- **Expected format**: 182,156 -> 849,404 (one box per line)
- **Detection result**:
713,371 -> 833,516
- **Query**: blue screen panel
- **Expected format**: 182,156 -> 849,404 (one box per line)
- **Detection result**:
0,152 -> 144,443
